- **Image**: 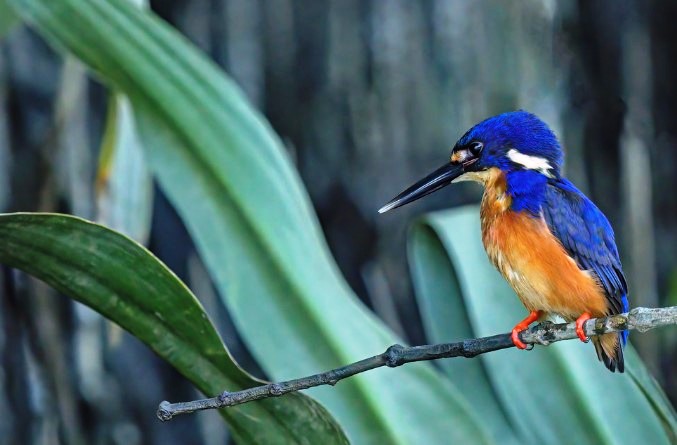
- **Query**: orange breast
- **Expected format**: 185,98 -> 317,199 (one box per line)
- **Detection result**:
478,168 -> 609,320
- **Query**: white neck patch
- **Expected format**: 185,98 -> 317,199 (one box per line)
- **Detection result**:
507,149 -> 554,177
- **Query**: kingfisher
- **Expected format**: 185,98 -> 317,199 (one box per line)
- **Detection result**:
379,111 -> 628,372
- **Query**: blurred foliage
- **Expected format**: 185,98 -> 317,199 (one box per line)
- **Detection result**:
0,213 -> 348,444
9,1 -> 493,443
95,93 -> 153,243
0,0 -> 676,444
0,1 -> 17,39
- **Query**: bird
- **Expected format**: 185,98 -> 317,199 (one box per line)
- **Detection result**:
379,110 -> 628,372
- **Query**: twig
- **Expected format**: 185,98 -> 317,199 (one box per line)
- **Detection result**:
157,306 -> 677,421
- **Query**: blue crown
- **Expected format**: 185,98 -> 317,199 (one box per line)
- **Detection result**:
457,110 -> 563,174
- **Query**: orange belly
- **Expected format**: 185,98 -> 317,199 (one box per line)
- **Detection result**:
478,169 -> 609,320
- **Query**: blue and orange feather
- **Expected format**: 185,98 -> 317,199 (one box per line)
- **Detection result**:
474,111 -> 628,372
380,110 -> 629,372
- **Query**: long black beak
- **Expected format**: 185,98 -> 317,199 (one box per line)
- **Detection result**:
378,163 -> 465,213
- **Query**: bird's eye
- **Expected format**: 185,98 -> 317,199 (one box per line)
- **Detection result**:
468,141 -> 484,156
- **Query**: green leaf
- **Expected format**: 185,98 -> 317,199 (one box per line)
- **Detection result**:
410,206 -> 675,445
11,0 -> 493,443
95,0 -> 152,244
625,348 -> 677,442
95,93 -> 153,244
0,213 -> 348,445
0,0 -> 19,39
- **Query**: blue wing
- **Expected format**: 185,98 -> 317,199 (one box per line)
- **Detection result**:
542,178 -> 629,335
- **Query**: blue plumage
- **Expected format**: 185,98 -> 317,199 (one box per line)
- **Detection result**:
460,111 -> 629,369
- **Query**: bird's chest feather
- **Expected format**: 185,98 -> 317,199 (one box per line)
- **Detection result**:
478,169 -> 608,318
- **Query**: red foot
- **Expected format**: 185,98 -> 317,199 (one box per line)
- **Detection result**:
511,311 -> 542,349
575,313 -> 592,343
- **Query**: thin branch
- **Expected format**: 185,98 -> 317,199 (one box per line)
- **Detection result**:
157,306 -> 677,421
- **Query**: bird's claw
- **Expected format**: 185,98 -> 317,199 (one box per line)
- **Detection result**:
575,313 -> 592,343
511,328 -> 528,349
510,310 -> 542,350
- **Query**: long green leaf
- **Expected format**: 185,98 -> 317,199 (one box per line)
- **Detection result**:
0,213 -> 348,445
10,0 -> 493,443
95,0 -> 152,244
0,0 -> 19,38
410,206 -> 674,445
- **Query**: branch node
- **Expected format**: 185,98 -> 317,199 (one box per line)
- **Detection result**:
218,391 -> 233,405
157,401 -> 173,422
461,340 -> 477,357
269,383 -> 283,396
384,344 -> 405,367
535,321 -> 557,344
319,374 -> 336,386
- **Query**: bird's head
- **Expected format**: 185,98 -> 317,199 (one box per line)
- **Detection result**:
379,110 -> 563,214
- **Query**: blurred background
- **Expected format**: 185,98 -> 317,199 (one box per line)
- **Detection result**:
1,0 -> 676,444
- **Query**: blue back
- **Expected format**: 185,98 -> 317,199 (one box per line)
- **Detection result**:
541,178 -> 629,344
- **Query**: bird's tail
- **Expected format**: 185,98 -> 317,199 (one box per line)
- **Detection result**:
592,332 -> 624,373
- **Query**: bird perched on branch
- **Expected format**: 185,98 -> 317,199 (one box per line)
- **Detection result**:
379,111 -> 628,372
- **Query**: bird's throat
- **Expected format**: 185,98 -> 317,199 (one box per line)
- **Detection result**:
479,168 -> 512,223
